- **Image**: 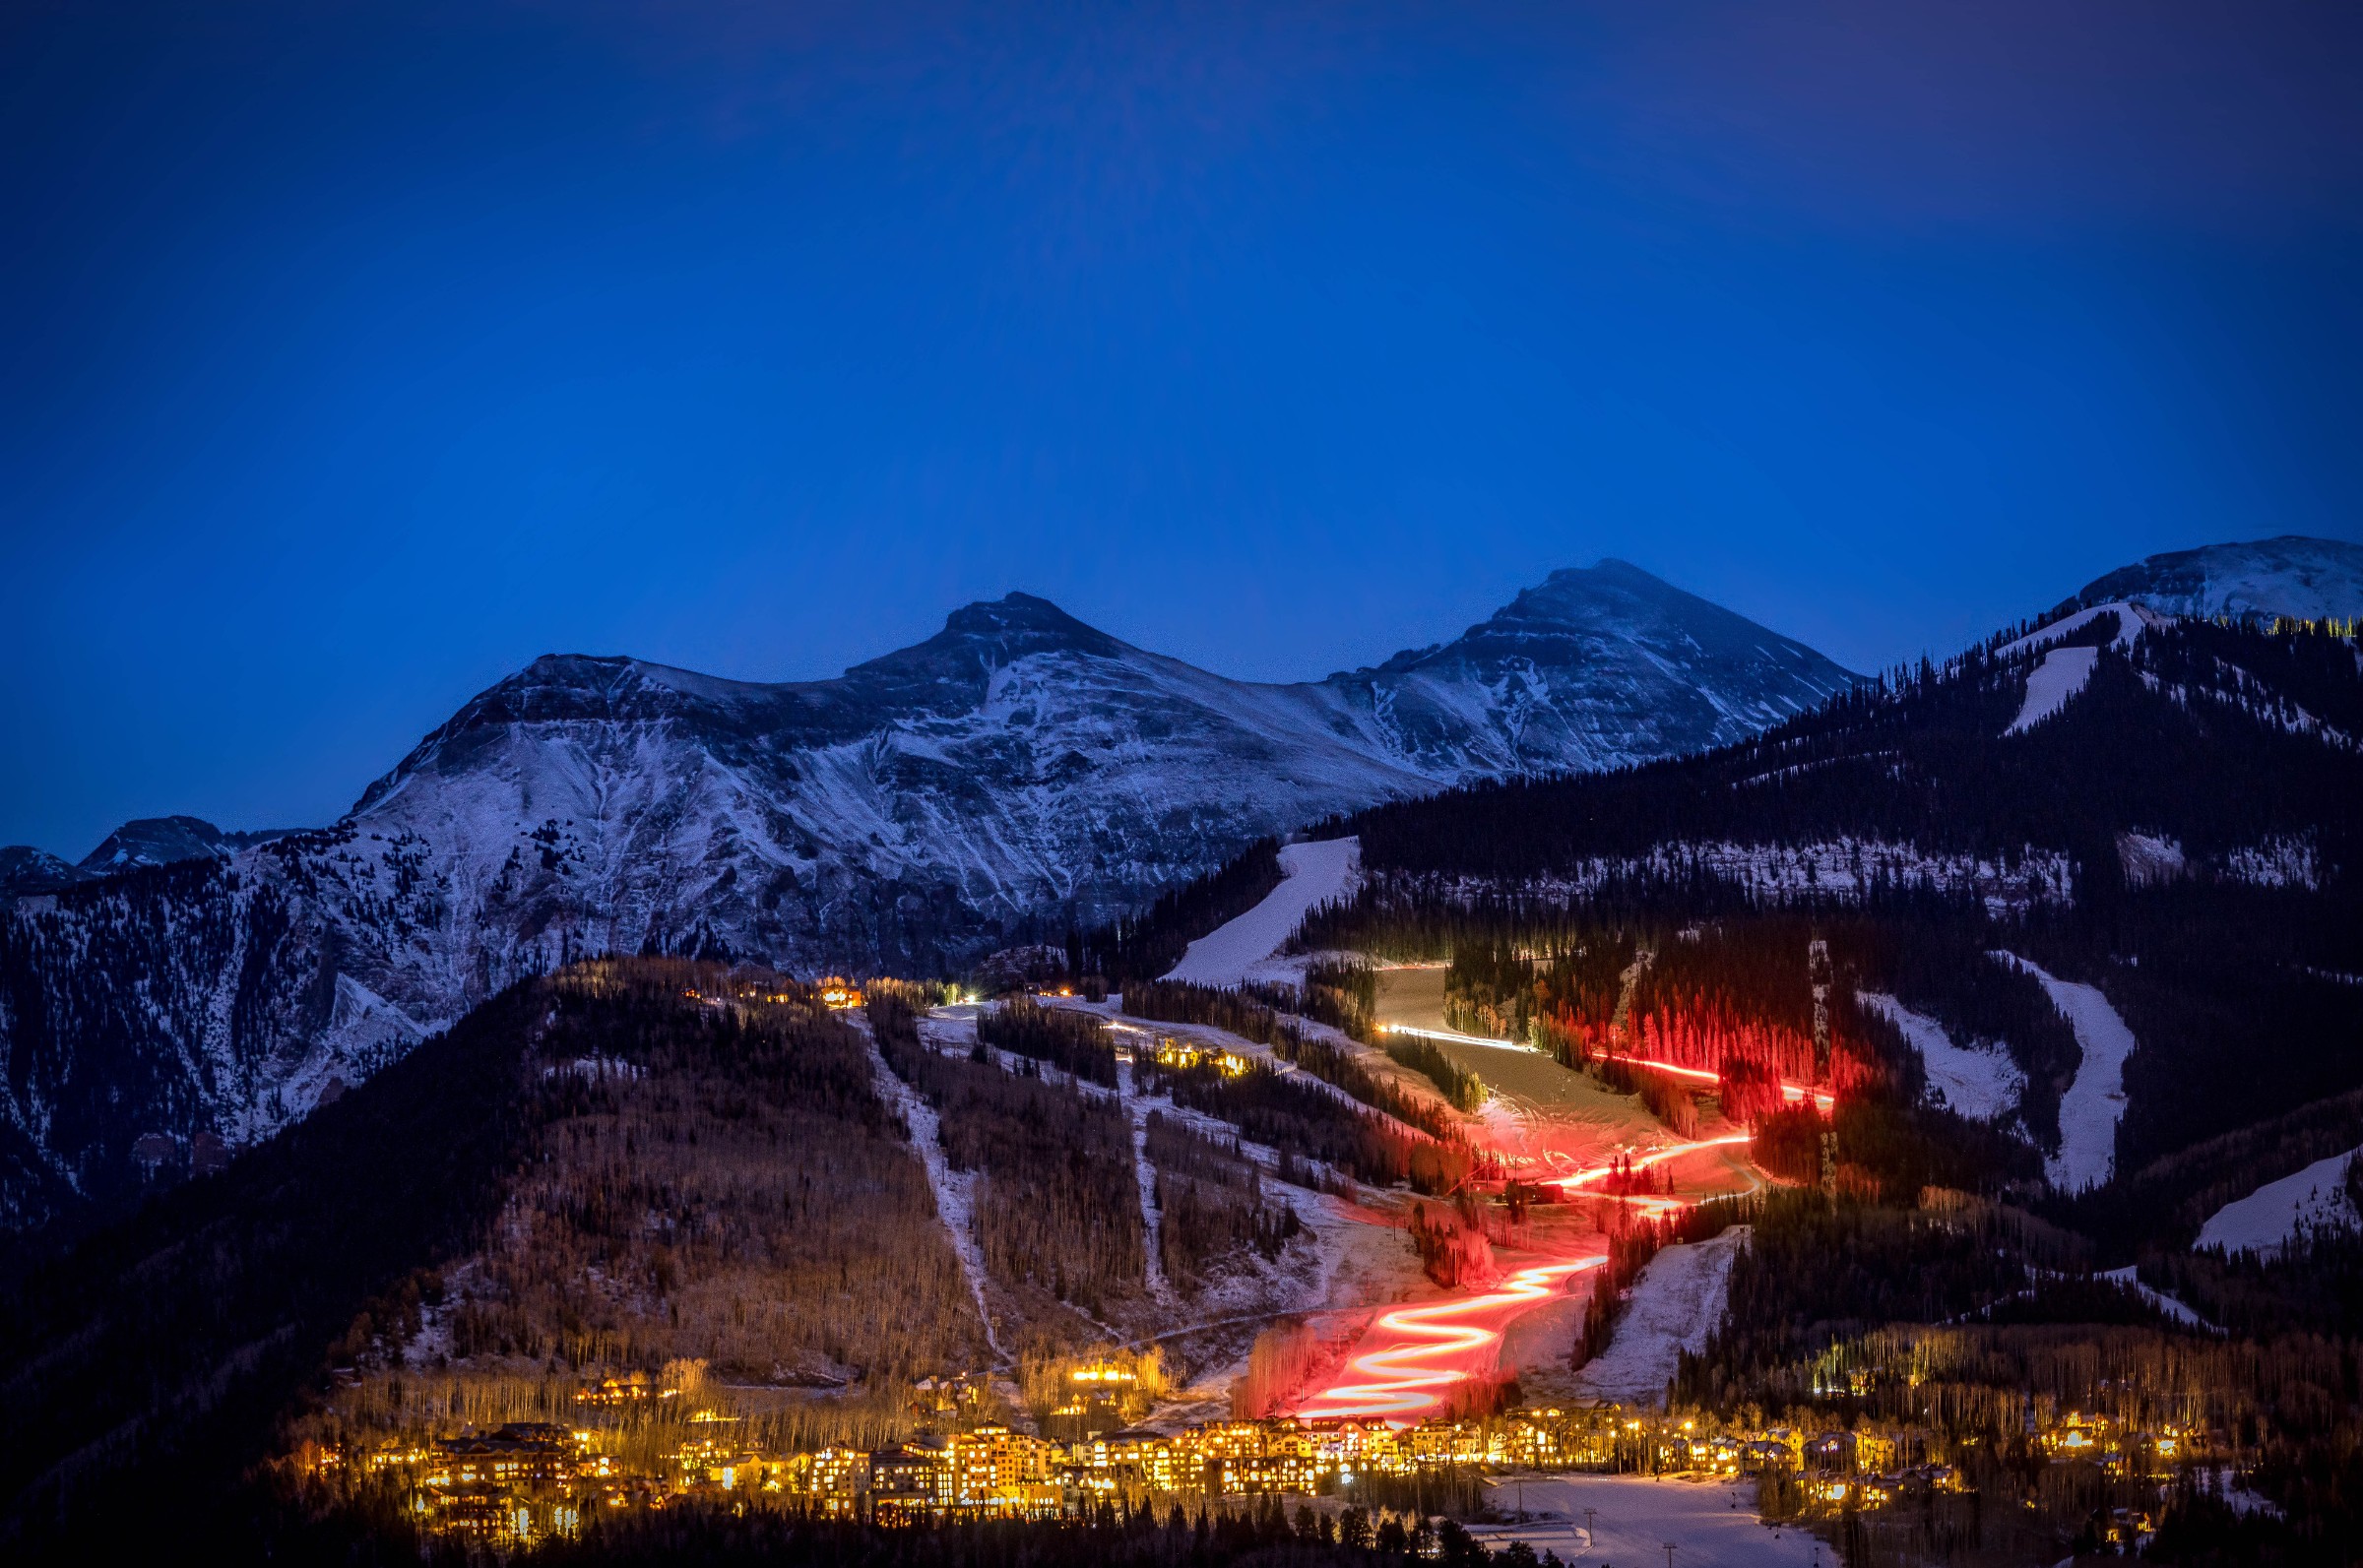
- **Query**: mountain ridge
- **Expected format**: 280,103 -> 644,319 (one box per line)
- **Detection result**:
0,559 -> 1853,1229
2076,534 -> 2361,623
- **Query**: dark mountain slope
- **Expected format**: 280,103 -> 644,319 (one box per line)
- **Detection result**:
0,962 -> 979,1555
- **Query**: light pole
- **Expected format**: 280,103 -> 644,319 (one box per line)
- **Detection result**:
1663,1543 -> 1678,1568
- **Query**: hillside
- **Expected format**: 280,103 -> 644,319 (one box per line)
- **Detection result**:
0,563 -> 1851,1231
0,957 -> 1450,1554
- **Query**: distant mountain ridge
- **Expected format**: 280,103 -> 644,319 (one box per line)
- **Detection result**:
0,815 -> 287,894
0,560 -> 1853,1227
2077,534 -> 2361,624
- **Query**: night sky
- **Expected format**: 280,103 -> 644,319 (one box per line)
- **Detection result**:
5,1 -> 2359,855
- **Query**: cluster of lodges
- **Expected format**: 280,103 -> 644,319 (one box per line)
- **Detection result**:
305,1394 -> 2209,1548
312,1408 -> 1642,1546
1142,1034 -> 1252,1076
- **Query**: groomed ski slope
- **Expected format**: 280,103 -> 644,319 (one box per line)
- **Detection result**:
1163,838 -> 1361,987
1995,953 -> 2139,1192
1999,599 -> 2160,734
1856,992 -> 2023,1122
1570,1227 -> 1749,1409
2007,646 -> 2099,733
2196,1147 -> 2363,1257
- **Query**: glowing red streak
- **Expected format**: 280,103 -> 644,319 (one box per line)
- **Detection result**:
1294,1256 -> 1609,1421
1620,1055 -> 1835,1113
1538,1130 -> 1754,1199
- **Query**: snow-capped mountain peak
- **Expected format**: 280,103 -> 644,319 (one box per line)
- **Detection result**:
0,564 -> 1857,1226
2077,535 -> 2362,624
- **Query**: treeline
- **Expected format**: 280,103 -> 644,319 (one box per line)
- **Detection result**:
977,1000 -> 1118,1087
1315,620 -> 2360,881
429,974 -> 987,1387
1144,1113 -> 1301,1288
1078,838 -> 1284,983
510,1495 -> 1517,1567
1379,1035 -> 1485,1113
870,997 -> 1147,1331
1131,1054 -> 1469,1196
1679,1190 -> 2078,1406
1120,979 -> 1466,1143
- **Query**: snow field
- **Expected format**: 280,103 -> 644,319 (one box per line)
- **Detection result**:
1998,599 -> 2168,734
1856,992 -> 2023,1123
2196,1147 -> 2363,1257
1570,1227 -> 1749,1409
1164,839 -> 1361,987
1994,599 -> 2151,660
2006,646 -> 2099,733
2096,1267 -> 2217,1333
1993,953 -> 2139,1192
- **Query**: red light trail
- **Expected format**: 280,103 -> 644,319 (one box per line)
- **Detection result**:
1618,1056 -> 1834,1113
1376,1024 -> 1834,1112
1294,1024 -> 1832,1425
1292,1255 -> 1609,1420
1294,1131 -> 1764,1420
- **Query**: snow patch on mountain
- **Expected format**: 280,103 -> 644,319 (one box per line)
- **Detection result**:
1165,839 -> 1361,987
1993,953 -> 2139,1192
2007,647 -> 2100,733
1997,601 -> 2153,659
2196,1148 -> 2362,1258
2079,535 -> 2363,624
1857,993 -> 2023,1123
1572,1226 -> 1749,1409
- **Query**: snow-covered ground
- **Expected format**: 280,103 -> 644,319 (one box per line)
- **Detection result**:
1164,838 -> 1361,987
2097,1266 -> 2218,1332
1998,600 -> 2169,734
1994,954 -> 2139,1192
1467,1474 -> 1824,1566
1995,600 -> 2151,660
2196,1147 -> 2362,1257
2006,645 -> 2100,733
1856,992 -> 2023,1123
1571,1227 -> 1749,1409
1423,838 -> 2075,914
2079,536 -> 2363,625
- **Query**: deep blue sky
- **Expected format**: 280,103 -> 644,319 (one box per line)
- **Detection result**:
5,1 -> 2359,856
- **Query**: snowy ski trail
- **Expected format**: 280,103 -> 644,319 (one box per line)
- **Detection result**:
1164,838 -> 1360,987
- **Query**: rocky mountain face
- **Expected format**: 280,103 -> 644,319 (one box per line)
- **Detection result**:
0,561 -> 1852,1227
2078,534 -> 2362,624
